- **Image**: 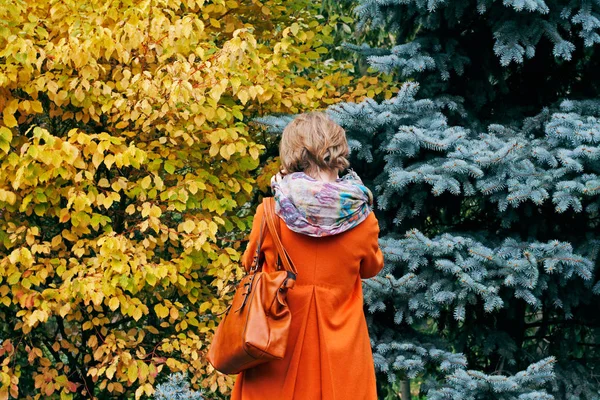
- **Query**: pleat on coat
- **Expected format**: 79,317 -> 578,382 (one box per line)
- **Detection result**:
230,202 -> 384,400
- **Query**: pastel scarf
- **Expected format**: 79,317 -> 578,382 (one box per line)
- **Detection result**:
271,170 -> 373,237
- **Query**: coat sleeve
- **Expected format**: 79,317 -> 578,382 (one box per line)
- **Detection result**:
359,212 -> 385,279
241,202 -> 266,272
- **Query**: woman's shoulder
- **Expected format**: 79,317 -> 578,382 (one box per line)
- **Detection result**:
254,199 -> 272,216
247,201 -> 267,232
355,210 -> 380,234
330,210 -> 380,240
255,201 -> 265,214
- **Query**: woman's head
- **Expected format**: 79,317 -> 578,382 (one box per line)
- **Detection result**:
279,112 -> 350,176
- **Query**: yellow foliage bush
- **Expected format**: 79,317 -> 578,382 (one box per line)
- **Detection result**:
0,1 -> 395,399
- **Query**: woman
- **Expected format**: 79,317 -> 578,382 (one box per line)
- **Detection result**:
231,112 -> 384,400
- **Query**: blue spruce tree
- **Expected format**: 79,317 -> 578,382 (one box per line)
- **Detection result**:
261,0 -> 600,399
153,373 -> 205,400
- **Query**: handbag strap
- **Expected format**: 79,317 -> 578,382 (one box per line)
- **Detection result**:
263,197 -> 298,275
249,212 -> 267,272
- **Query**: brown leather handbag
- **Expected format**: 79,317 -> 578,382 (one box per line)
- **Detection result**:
207,197 -> 297,375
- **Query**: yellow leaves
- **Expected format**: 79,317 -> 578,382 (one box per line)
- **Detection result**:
92,343 -> 104,360
140,175 -> 152,189
188,180 -> 202,194
6,272 -> 21,285
247,85 -> 263,100
199,301 -> 211,313
229,76 -> 242,93
237,89 -> 249,105
89,290 -> 104,307
180,220 -> 195,234
0,285 -> 9,301
55,90 -> 69,107
104,153 -> 116,169
0,383 -> 10,400
26,309 -> 49,327
108,297 -> 119,311
202,106 -> 216,121
72,196 -> 90,212
59,303 -> 71,318
0,189 -> 16,205
3,110 -> 17,128
154,303 -> 169,319
132,307 -> 143,321
31,100 -> 43,113
46,79 -> 59,94
3,99 -> 19,128
209,143 -> 219,157
104,364 -> 117,380
74,87 -> 85,103
163,160 -> 176,174
209,83 -> 226,102
290,23 -> 300,36
0,127 -> 12,153
61,229 -> 77,242
135,383 -> 154,399
153,175 -> 164,190
52,341 -> 61,353
96,192 -> 121,210
145,272 -> 157,287
25,227 -> 39,247
8,248 -> 33,268
208,220 -> 218,237
140,203 -> 161,218
216,108 -> 227,121
232,107 -> 244,121
219,143 -> 236,160
110,178 -> 127,193
249,146 -> 260,160
97,235 -> 121,256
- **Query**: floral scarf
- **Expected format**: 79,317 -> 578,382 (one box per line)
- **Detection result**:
271,170 -> 373,237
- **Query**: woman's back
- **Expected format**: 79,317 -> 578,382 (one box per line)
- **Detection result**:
230,111 -> 384,399
231,202 -> 383,400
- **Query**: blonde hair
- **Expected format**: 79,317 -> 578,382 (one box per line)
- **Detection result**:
279,112 -> 350,175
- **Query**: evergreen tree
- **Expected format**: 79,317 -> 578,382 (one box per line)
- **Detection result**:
153,373 -> 205,400
262,1 -> 600,398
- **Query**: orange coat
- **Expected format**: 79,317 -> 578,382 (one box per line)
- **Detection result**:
231,202 -> 384,400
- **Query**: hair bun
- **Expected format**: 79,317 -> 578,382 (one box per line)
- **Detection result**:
325,154 -> 350,171
279,112 -> 350,174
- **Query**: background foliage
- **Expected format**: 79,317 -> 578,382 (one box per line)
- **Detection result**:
0,0 -> 394,399
333,1 -> 600,399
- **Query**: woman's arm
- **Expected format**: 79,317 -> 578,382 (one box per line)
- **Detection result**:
359,212 -> 385,279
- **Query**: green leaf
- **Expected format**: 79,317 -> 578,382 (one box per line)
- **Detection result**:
7,271 -> 21,285
0,127 -> 12,154
0,127 -> 12,142
145,273 -> 157,286
164,160 -> 176,174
